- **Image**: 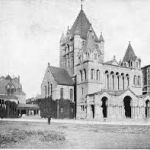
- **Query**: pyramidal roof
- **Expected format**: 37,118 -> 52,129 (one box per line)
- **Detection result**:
123,42 -> 137,62
70,9 -> 99,41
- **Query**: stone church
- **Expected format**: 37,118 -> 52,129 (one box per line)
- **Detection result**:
42,6 -> 150,120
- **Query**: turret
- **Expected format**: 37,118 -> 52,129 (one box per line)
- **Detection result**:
122,42 -> 141,69
99,32 -> 104,62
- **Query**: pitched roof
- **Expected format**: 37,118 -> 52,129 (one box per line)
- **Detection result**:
123,42 -> 137,62
104,56 -> 119,66
99,32 -> 104,42
70,9 -> 99,41
49,66 -> 74,86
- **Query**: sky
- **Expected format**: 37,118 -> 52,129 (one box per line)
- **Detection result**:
0,0 -> 150,98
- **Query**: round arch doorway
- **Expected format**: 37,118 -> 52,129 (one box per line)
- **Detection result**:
101,97 -> 108,118
123,96 -> 132,118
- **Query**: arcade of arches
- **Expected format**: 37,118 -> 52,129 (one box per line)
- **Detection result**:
81,90 -> 150,120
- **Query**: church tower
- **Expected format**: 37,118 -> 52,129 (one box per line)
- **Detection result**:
59,6 -> 104,77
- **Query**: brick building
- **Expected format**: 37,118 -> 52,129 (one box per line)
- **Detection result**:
142,65 -> 150,95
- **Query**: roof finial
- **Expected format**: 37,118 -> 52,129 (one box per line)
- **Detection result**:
81,0 -> 84,10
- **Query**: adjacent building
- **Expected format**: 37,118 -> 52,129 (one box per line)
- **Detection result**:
142,65 -> 150,95
41,63 -> 74,101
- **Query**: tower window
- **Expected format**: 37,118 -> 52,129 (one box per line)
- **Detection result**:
91,69 -> 94,80
60,88 -> 63,98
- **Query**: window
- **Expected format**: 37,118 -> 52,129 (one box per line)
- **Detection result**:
133,75 -> 136,85
96,70 -> 100,80
70,89 -> 73,101
83,69 -> 86,80
48,82 -> 50,97
138,76 -> 141,85
117,76 -> 119,90
91,69 -> 94,80
127,77 -> 129,87
112,75 -> 115,90
80,70 -> 83,81
60,88 -> 63,98
107,74 -> 109,89
50,84 -> 53,96
45,86 -> 47,97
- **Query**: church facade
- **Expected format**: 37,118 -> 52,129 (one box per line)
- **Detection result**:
58,6 -> 150,120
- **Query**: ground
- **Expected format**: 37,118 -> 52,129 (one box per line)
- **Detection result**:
0,120 -> 150,149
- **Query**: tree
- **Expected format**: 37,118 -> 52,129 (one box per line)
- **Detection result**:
37,97 -> 56,125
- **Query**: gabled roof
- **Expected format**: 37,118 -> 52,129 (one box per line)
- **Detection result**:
123,42 -> 137,62
49,66 -> 74,86
99,32 -> 104,42
104,56 -> 119,66
70,9 -> 99,41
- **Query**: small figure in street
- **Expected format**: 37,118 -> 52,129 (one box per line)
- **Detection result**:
48,115 -> 51,125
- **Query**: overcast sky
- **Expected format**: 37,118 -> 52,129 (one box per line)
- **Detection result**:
0,0 -> 150,98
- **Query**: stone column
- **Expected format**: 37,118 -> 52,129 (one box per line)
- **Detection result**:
124,77 -> 127,90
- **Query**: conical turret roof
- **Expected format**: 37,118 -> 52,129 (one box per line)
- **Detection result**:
70,9 -> 99,41
123,42 -> 137,62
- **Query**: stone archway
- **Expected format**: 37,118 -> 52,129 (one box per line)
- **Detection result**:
145,100 -> 150,118
101,97 -> 108,118
123,96 -> 132,118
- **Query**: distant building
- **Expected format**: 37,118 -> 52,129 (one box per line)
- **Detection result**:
0,75 -> 26,103
142,65 -> 150,95
0,75 -> 26,118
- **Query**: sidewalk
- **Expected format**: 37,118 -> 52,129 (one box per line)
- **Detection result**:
1,117 -> 150,126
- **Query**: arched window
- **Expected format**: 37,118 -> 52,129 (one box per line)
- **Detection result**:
133,75 -> 136,85
126,74 -> 129,87
83,69 -> 86,80
48,82 -> 50,97
96,70 -> 100,80
117,76 -> 119,90
112,75 -> 114,90
45,86 -> 47,97
50,84 -> 53,96
80,70 -> 83,81
138,76 -> 141,85
91,69 -> 94,80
